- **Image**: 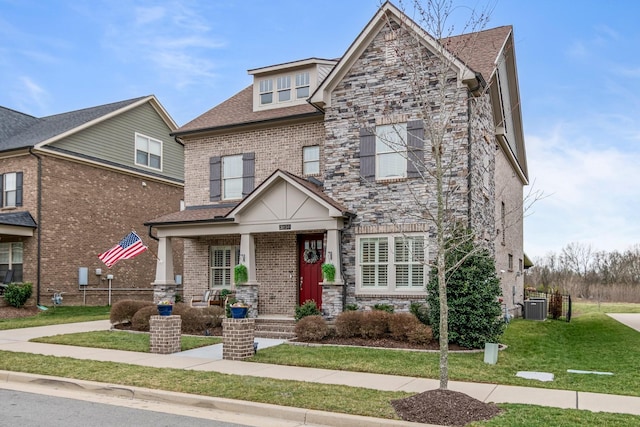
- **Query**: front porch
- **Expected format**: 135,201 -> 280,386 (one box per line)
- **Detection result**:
146,170 -> 354,320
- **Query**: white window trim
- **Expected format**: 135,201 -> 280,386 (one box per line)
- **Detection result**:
302,145 -> 320,176
356,233 -> 427,295
209,245 -> 239,289
295,72 -> 310,99
222,154 -> 243,200
259,79 -> 274,105
376,123 -> 407,180
3,172 -> 17,208
134,133 -> 163,171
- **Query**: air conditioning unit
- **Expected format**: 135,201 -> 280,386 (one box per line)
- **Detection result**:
524,298 -> 547,321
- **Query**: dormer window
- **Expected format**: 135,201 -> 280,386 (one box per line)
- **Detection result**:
296,72 -> 310,99
259,79 -> 273,105
277,76 -> 291,102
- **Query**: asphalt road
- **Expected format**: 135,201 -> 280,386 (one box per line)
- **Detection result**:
0,388 -> 257,427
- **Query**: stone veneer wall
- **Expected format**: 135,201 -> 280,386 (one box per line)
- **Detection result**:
322,19 -> 497,307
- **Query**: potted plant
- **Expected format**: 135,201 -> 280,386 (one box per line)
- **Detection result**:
234,264 -> 248,284
321,263 -> 336,282
157,299 -> 173,316
230,300 -> 250,319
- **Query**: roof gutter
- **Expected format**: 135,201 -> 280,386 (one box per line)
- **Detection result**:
170,111 -> 323,138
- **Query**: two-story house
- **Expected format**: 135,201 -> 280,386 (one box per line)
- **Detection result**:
146,2 -> 528,323
0,95 -> 184,306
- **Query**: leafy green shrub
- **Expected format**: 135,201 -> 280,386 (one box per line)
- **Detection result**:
360,310 -> 390,339
373,303 -> 394,313
335,310 -> 363,338
321,263 -> 336,282
295,300 -> 321,321
4,282 -> 33,308
234,264 -> 248,284
407,324 -> 433,345
344,303 -> 359,311
131,305 -> 157,331
427,231 -> 505,349
409,301 -> 430,325
388,312 -> 422,340
110,300 -> 155,325
295,315 -> 329,341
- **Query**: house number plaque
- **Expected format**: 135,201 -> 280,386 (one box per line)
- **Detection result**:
279,224 -> 291,230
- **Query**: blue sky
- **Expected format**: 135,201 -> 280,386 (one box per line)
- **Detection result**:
1,0 -> 638,259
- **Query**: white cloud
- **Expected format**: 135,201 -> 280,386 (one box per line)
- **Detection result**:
100,1 -> 225,89
11,76 -> 50,114
524,126 -> 640,257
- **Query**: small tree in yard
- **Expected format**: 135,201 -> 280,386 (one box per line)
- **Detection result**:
427,230 -> 504,349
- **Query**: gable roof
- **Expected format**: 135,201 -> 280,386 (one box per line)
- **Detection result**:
174,86 -> 321,136
146,170 -> 353,227
0,96 -> 178,153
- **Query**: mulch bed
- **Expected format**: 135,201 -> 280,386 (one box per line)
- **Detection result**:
0,305 -> 40,319
391,389 -> 502,426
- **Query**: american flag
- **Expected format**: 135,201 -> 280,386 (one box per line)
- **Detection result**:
98,231 -> 147,267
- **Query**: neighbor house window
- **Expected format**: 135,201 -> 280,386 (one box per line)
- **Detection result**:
209,246 -> 239,288
376,123 -> 407,179
277,76 -> 291,102
259,79 -> 273,104
222,154 -> 243,200
303,145 -> 320,175
358,234 -> 426,293
1,172 -> 23,208
295,72 -> 310,98
0,242 -> 23,283
135,133 -> 162,170
508,254 -> 514,271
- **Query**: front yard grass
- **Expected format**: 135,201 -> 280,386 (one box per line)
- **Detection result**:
0,306 -> 110,330
32,330 -> 221,352
252,308 -> 640,397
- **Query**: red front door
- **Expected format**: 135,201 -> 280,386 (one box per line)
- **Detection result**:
298,234 -> 325,309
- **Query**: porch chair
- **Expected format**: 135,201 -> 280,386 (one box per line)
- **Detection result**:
190,289 -> 216,308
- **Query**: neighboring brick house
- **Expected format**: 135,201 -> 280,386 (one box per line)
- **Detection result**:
0,96 -> 184,306
146,2 -> 528,319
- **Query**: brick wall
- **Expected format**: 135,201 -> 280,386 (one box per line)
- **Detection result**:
150,315 -> 181,354
183,120 -> 325,206
222,318 -> 255,360
37,155 -> 184,305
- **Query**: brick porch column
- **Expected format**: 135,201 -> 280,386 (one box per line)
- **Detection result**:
150,315 -> 181,354
222,318 -> 255,360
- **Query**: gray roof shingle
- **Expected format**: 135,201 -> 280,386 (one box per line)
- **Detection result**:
0,96 -> 148,152
0,211 -> 37,228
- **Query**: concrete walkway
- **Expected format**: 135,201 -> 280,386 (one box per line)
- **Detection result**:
0,315 -> 638,426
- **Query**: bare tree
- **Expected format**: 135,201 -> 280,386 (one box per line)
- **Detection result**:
350,0 -> 510,390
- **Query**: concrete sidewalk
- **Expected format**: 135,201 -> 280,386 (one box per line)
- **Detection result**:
0,317 -> 638,424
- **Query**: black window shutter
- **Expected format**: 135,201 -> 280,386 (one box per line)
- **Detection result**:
242,152 -> 255,197
359,127 -> 376,180
0,174 -> 3,207
15,172 -> 23,206
407,120 -> 424,178
209,157 -> 221,201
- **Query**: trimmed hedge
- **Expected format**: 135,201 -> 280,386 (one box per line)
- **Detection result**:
4,282 -> 32,308
110,300 -> 155,325
295,315 -> 329,341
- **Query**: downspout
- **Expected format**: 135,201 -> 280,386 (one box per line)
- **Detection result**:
147,225 -> 159,241
467,96 -> 473,231
28,148 -> 42,305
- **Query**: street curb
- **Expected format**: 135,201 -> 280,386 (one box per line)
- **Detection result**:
0,370 -> 432,427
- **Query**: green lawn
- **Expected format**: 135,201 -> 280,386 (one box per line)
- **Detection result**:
0,306 -> 110,330
0,301 -> 639,426
32,330 -> 221,352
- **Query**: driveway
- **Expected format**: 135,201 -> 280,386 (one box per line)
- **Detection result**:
607,313 -> 640,332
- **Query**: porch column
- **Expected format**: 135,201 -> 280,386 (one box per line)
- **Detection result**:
325,228 -> 343,284
152,236 -> 176,303
240,233 -> 256,283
